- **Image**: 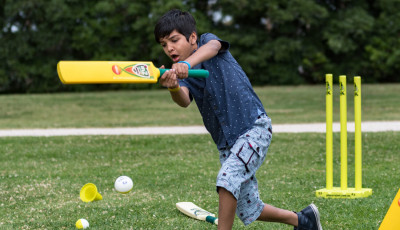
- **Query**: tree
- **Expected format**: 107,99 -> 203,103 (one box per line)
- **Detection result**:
0,0 -> 399,93
0,0 -> 190,93
208,0 -> 329,84
364,0 -> 400,82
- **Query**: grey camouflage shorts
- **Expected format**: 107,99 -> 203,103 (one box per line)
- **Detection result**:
216,114 -> 272,225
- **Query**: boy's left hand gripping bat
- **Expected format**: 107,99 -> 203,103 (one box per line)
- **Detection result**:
57,61 -> 209,84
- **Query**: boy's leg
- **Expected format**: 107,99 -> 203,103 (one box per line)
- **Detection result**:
257,204 -> 298,226
217,187 -> 237,230
257,203 -> 323,230
216,114 -> 273,227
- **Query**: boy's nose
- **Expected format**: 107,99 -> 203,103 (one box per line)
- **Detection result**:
167,45 -> 174,52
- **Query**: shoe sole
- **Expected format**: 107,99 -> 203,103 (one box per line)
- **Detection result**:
310,204 -> 323,230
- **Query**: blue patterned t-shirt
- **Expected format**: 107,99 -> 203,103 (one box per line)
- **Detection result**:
179,33 -> 267,150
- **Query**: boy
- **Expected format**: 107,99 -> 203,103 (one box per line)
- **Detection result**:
154,9 -> 322,230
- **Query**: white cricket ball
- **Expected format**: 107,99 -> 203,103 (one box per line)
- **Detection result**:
114,176 -> 133,194
75,218 -> 89,229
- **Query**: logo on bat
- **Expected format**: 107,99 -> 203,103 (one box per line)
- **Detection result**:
112,64 -> 153,79
192,208 -> 214,217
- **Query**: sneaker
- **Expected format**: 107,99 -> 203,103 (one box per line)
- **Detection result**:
294,204 -> 322,230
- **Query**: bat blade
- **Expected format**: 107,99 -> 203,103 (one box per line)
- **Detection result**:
176,202 -> 218,225
57,61 -> 209,84
57,61 -> 160,84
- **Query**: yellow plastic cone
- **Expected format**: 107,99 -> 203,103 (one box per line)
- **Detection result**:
379,189 -> 400,230
80,183 -> 102,202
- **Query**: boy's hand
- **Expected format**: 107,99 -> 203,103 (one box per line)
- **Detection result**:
172,62 -> 189,79
159,65 -> 179,88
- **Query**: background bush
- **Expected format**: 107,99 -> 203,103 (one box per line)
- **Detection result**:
1,0 -> 399,93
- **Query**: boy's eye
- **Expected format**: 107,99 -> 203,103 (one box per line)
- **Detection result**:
171,37 -> 180,43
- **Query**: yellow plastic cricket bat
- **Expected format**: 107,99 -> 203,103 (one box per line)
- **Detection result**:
57,61 -> 209,84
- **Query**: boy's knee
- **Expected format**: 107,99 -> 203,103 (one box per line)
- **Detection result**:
236,200 -> 265,226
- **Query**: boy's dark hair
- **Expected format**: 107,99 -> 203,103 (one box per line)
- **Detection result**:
154,9 -> 197,43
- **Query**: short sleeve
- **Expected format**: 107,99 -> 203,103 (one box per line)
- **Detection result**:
199,33 -> 230,53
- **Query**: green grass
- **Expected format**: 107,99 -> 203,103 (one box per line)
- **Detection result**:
0,84 -> 399,128
1,133 -> 399,229
0,84 -> 399,229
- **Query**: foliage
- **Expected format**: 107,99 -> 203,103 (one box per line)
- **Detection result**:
0,0 -> 399,93
0,0 -> 190,93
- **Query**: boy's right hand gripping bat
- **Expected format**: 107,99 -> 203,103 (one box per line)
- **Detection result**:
57,61 -> 209,84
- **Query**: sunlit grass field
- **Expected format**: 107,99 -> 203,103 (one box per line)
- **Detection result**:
1,84 -> 399,229
0,84 -> 399,128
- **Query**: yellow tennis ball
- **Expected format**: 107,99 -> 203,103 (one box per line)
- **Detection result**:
114,176 -> 133,194
76,218 -> 89,229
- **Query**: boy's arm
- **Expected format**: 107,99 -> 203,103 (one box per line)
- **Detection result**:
173,40 -> 222,79
159,68 -> 191,108
160,40 -> 222,107
170,85 -> 191,108
185,39 -> 222,68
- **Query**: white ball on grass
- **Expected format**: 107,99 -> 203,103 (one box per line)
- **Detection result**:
114,176 -> 133,194
76,218 -> 89,229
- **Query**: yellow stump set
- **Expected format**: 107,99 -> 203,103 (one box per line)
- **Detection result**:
316,74 -> 372,198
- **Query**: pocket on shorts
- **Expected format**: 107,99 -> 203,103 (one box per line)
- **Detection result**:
231,139 -> 260,172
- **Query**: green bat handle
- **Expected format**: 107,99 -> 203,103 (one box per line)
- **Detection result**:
159,68 -> 209,78
206,216 -> 218,225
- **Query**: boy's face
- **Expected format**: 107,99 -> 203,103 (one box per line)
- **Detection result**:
159,30 -> 197,63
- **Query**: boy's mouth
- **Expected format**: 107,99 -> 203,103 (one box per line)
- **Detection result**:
171,54 -> 180,62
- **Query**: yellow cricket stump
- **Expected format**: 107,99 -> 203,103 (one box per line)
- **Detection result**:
316,74 -> 372,199
339,75 -> 348,191
325,74 -> 333,190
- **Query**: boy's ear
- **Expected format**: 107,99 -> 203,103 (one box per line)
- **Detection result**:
189,32 -> 197,45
